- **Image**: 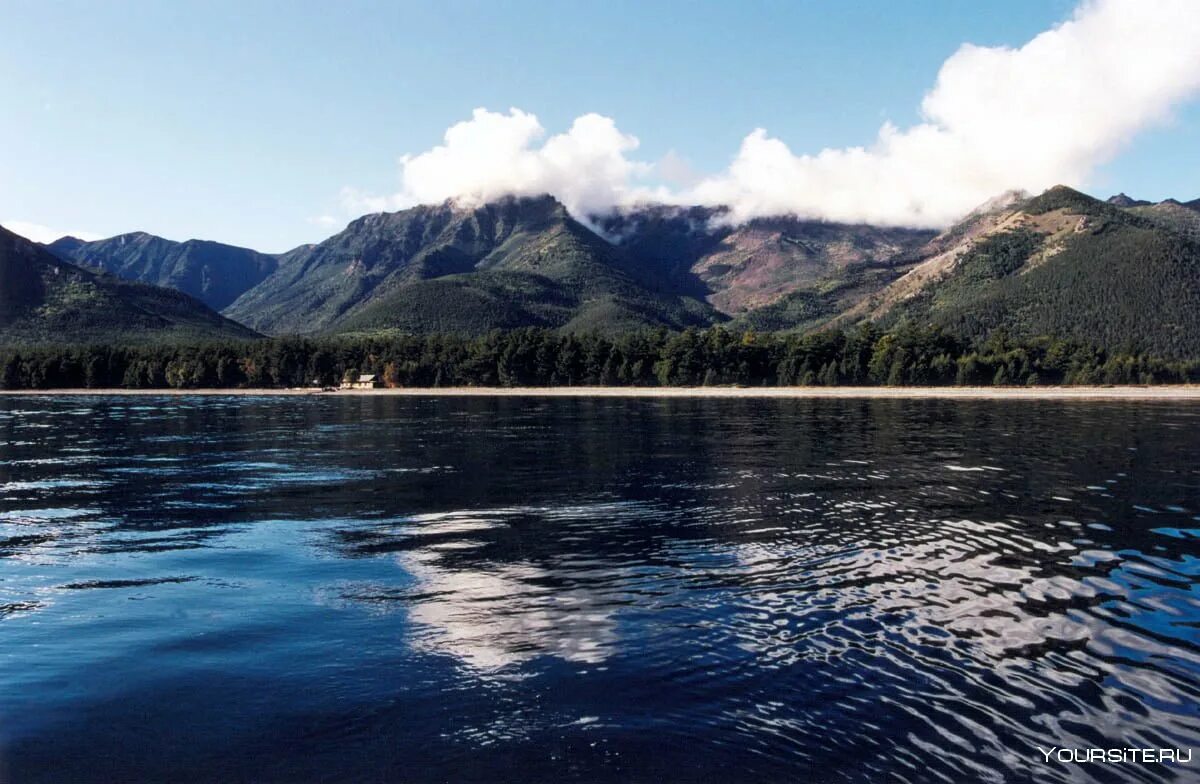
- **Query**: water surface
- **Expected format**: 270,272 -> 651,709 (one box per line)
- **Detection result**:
1,396 -> 1198,782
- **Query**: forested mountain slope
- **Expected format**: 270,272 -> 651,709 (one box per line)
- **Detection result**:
0,224 -> 258,344
225,195 -> 715,335
818,186 -> 1200,358
48,233 -> 278,311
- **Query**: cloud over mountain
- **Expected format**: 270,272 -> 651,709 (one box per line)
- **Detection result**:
2,220 -> 101,244
352,0 -> 1200,227
341,109 -> 648,219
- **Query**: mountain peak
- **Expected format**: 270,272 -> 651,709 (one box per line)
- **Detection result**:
46,235 -> 87,254
965,189 -> 1030,218
115,230 -> 156,243
1107,192 -> 1151,208
477,192 -> 571,223
349,193 -> 570,231
1023,185 -> 1103,215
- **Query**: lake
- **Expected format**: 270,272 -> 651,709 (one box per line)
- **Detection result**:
1,396 -> 1198,782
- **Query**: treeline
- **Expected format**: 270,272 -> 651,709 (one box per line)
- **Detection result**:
1,325 -> 1198,390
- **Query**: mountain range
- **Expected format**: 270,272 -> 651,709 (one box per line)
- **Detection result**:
222,195 -> 715,335
8,185 -> 1200,357
48,233 -> 277,311
0,225 -> 256,345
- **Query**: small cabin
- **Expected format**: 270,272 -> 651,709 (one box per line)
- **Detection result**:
341,374 -> 381,390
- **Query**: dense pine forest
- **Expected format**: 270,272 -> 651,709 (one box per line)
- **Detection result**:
1,326 -> 1197,390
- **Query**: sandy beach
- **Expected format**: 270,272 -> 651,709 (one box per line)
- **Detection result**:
2,386 -> 1200,400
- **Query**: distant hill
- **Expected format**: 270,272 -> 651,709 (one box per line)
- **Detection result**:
0,224 -> 257,345
1108,193 -> 1200,215
48,232 -> 278,311
816,186 -> 1200,358
225,195 -> 716,335
1125,200 -> 1200,243
1107,193 -> 1152,208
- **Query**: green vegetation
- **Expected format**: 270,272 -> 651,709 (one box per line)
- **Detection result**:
2,326 -> 1196,390
881,214 -> 1200,359
732,257 -> 918,333
335,266 -> 710,336
1022,185 -> 1110,216
732,290 -> 839,332
956,229 -> 1041,281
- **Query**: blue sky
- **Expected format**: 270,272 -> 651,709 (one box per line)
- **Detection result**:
2,0 -> 1198,251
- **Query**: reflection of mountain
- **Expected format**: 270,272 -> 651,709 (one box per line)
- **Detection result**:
337,508 -> 621,669
399,550 -> 617,669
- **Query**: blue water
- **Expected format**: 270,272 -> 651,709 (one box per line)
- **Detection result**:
0,396 -> 1198,783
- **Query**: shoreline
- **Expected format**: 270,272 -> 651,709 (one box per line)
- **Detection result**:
2,386 -> 1200,400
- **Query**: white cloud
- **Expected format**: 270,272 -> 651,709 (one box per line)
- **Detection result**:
306,214 -> 341,229
338,186 -> 394,216
351,0 -> 1200,227
347,108 -> 649,218
3,220 -> 101,244
655,150 -> 701,187
686,0 -> 1200,226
